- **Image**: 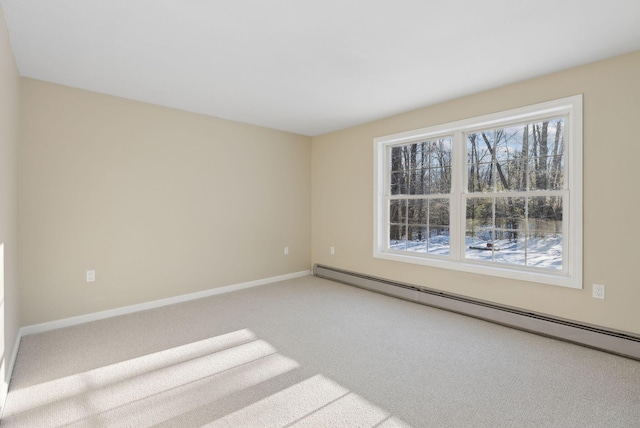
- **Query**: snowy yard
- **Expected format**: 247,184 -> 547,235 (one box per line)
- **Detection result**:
390,233 -> 562,270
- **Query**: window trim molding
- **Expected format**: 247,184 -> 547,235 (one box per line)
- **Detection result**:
373,95 -> 583,289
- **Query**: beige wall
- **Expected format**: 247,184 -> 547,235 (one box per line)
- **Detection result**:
0,5 -> 21,395
19,79 -> 311,325
312,51 -> 640,334
12,40 -> 640,334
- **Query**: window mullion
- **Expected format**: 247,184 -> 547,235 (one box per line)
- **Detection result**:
450,131 -> 464,261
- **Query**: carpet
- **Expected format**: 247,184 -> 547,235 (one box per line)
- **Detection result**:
2,275 -> 639,427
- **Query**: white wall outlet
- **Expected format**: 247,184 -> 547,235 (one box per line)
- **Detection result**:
330,246 -> 335,255
592,283 -> 605,299
284,246 -> 289,255
86,270 -> 96,283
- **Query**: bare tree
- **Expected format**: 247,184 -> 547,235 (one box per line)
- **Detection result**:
481,131 -> 509,190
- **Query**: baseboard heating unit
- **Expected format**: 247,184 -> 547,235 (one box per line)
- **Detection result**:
313,264 -> 640,361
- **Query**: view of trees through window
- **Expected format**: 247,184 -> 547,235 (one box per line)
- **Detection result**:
388,118 -> 565,270
465,118 -> 564,269
389,137 -> 452,255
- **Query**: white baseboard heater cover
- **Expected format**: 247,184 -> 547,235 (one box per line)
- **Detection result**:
313,264 -> 640,361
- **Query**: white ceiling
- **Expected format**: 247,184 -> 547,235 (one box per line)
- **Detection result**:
2,0 -> 640,136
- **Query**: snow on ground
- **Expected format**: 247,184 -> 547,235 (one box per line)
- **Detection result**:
390,234 -> 562,270
391,235 -> 450,256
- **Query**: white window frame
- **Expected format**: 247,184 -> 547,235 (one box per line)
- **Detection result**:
373,95 -> 582,288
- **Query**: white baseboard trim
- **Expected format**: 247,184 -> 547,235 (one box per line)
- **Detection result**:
20,270 -> 310,337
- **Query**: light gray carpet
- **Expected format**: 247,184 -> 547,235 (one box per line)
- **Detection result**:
2,275 -> 640,427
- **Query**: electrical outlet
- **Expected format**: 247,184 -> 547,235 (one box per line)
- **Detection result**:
86,270 -> 96,283
284,246 -> 289,255
592,283 -> 605,299
330,246 -> 335,255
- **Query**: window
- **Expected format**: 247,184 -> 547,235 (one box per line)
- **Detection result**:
374,95 -> 582,288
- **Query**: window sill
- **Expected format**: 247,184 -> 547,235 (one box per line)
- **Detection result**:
373,250 -> 581,289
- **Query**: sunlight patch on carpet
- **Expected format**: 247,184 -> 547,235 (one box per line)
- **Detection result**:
1,329 -> 299,427
207,374 -> 411,427
3,328 -> 409,427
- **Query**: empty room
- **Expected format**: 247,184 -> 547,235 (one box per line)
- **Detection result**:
1,1 -> 640,427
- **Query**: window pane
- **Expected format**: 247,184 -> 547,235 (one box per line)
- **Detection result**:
494,129 -> 510,192
467,132 -> 494,192
465,197 -> 493,234
407,199 -> 427,224
465,197 -> 494,260
390,197 -> 451,257
389,137 -> 452,195
389,224 -> 406,251
468,162 -> 492,192
390,146 -> 408,172
527,196 -> 562,232
529,155 -> 564,190
428,138 -> 452,167
492,233 -> 526,266
428,227 -> 450,255
495,125 -> 527,192
465,195 -> 563,269
494,192 -> 526,266
465,238 -> 495,262
414,142 -> 428,170
548,155 -> 564,190
525,119 -> 564,191
527,196 -> 563,269
495,197 -> 525,231
467,118 -> 565,194
407,226 -> 427,253
525,232 -> 563,270
391,145 -> 411,195
546,119 -> 564,155
470,132 -> 494,159
429,199 -> 449,256
429,198 -> 449,227
391,172 -> 408,195
429,167 -> 451,194
389,199 -> 406,224
409,169 -> 427,194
